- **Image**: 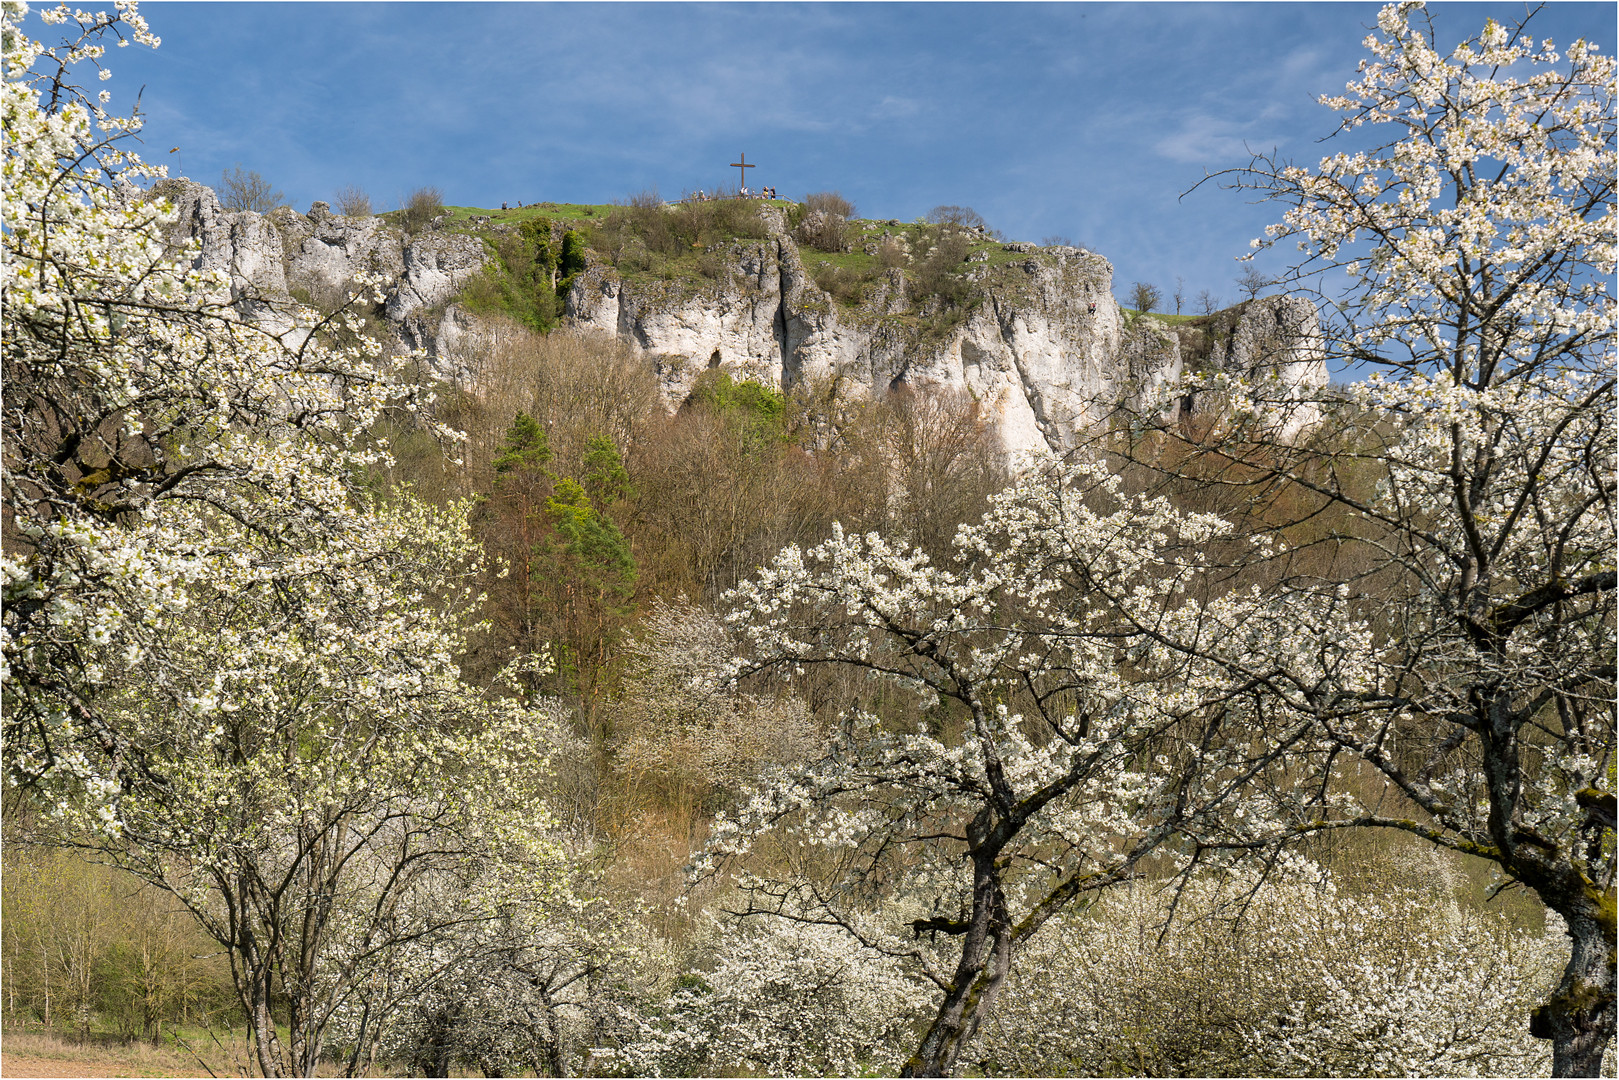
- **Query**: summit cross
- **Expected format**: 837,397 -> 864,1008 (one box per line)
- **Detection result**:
730,152 -> 755,190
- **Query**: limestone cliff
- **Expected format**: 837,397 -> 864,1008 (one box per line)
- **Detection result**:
153,181 -> 1324,456
152,180 -> 485,335
1173,295 -> 1330,437
565,232 -> 1178,454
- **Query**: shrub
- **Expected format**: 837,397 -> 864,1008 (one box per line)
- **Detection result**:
606,915 -> 933,1077
686,369 -> 786,450
796,211 -> 852,252
459,220 -> 567,333
400,185 -> 445,233
926,204 -> 986,230
679,194 -> 768,248
875,235 -> 908,271
908,227 -> 973,308
625,187 -> 664,211
797,191 -> 856,252
811,260 -> 873,305
558,229 -> 589,296
594,189 -> 766,270
977,870 -> 1558,1077
804,190 -> 854,219
333,184 -> 372,217
219,164 -> 284,213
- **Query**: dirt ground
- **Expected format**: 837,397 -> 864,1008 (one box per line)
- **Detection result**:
0,1050 -> 171,1077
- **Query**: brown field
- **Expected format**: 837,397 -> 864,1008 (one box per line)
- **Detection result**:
0,1029 -> 255,1078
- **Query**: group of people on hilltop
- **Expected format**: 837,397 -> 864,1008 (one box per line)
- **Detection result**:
692,186 -> 777,202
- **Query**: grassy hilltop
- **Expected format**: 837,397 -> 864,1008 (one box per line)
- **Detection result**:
392,193 -> 1109,337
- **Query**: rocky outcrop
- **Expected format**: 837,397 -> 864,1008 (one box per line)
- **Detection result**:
1201,295 -> 1326,389
268,202 -> 406,306
566,234 -> 1181,454
156,180 -> 289,306
398,302 -> 527,385
385,233 -> 488,321
1175,295 -> 1329,436
153,179 -> 489,344
156,180 -> 1324,457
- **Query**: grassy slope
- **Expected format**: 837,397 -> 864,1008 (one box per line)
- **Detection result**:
1122,309 -> 1202,324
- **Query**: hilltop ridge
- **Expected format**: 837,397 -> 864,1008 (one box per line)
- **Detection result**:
153,180 -> 1327,455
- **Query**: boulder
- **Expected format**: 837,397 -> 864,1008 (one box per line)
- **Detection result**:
385,232 -> 489,321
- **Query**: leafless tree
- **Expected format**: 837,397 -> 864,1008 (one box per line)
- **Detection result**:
1236,263 -> 1272,300
333,185 -> 372,217
1128,280 -> 1162,313
219,164 -> 284,213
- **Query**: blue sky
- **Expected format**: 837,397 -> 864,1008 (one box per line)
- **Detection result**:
59,1 -> 1617,308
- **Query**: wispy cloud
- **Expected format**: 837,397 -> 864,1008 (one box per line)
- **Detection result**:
1153,114 -> 1279,165
86,1 -> 1616,309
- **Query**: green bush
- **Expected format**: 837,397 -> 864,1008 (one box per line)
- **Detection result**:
907,226 -> 974,308
591,190 -> 767,270
558,229 -> 588,292
458,220 -> 578,333
687,369 -> 786,451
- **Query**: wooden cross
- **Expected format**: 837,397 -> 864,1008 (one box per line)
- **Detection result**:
730,152 -> 755,189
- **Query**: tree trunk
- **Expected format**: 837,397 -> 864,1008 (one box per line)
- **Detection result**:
251,995 -> 283,1078
1532,902 -> 1616,1077
902,858 -> 1013,1077
1479,695 -> 1616,1078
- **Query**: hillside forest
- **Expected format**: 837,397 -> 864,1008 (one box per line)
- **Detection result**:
2,3 -> 1615,1078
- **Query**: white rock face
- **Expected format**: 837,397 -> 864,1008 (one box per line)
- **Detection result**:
158,180 -> 1323,456
399,302 -> 527,385
157,180 -> 492,366
157,180 -> 288,304
386,233 -> 489,321
1181,294 -> 1330,438
270,204 -> 406,304
1204,294 -> 1327,388
568,234 -> 1174,456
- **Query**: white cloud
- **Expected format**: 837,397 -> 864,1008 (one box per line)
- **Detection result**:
872,96 -> 921,120
1279,45 -> 1326,79
1153,114 -> 1279,165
